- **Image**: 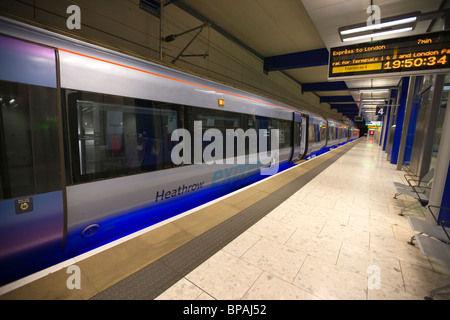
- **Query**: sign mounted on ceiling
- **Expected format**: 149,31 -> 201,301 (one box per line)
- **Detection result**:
365,121 -> 382,126
328,30 -> 450,79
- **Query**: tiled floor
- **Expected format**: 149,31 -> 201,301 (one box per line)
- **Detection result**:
156,137 -> 450,300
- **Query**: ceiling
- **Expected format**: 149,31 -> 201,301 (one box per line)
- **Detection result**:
177,0 -> 446,122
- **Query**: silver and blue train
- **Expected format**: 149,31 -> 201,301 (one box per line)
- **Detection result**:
0,17 -> 359,285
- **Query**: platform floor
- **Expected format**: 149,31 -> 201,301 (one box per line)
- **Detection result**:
155,137 -> 450,300
1,137 -> 449,300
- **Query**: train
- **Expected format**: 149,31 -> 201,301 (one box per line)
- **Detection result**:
0,16 -> 359,286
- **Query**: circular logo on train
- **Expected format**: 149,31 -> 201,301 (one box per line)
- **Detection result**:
81,224 -> 100,238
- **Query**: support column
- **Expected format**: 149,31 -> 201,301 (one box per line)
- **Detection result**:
380,109 -> 386,147
382,104 -> 391,151
390,77 -> 410,165
397,76 -> 416,170
427,89 -> 450,225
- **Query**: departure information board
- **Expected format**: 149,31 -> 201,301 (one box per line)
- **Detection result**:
329,31 -> 450,79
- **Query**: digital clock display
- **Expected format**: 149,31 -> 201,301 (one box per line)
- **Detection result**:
328,30 -> 450,79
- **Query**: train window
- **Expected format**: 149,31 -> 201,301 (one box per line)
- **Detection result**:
274,119 -> 292,149
293,121 -> 300,147
0,80 -> 61,200
320,124 -> 326,141
190,107 -> 244,162
66,90 -> 184,183
308,123 -> 315,143
327,125 -> 335,140
193,108 -> 242,133
65,90 -> 294,184
255,117 -> 292,151
256,116 -> 275,152
308,123 -> 319,143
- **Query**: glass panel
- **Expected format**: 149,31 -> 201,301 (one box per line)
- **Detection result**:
308,119 -> 321,143
294,121 -> 300,147
275,119 -> 291,149
192,107 -> 243,162
0,80 -> 60,199
320,124 -> 326,141
29,85 -> 61,194
429,74 -> 450,172
67,91 -> 183,183
0,82 -> 34,199
256,116 -> 276,152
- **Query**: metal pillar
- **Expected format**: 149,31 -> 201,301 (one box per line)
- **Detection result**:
390,77 -> 409,165
382,103 -> 391,151
397,76 -> 416,170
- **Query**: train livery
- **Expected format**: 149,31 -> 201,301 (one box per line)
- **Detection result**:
0,17 -> 359,286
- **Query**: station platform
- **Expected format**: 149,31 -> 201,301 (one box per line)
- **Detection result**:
1,137 -> 449,300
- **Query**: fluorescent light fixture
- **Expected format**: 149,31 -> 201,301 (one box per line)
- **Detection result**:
342,27 -> 413,42
359,89 -> 390,93
340,17 -> 417,35
362,99 -> 385,102
339,12 -> 419,42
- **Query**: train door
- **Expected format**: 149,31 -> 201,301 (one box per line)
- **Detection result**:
0,35 -> 64,285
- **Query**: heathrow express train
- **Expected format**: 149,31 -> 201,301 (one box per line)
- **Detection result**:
0,17 -> 359,285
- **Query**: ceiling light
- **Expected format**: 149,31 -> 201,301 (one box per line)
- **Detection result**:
340,17 -> 417,35
339,12 -> 419,42
362,99 -> 385,102
342,27 -> 413,42
359,89 -> 390,93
